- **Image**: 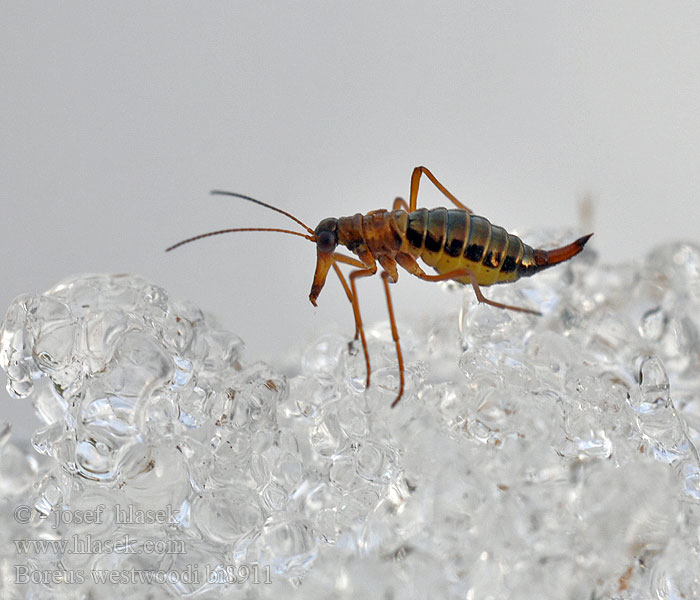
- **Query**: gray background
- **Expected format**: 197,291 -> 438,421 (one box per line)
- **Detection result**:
2,2 -> 699,434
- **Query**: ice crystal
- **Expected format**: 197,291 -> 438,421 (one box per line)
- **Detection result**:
1,240 -> 700,599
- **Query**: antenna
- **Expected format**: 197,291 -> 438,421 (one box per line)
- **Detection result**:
210,190 -> 314,234
166,227 -> 313,252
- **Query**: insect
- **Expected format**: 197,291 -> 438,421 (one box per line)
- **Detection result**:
167,166 -> 592,407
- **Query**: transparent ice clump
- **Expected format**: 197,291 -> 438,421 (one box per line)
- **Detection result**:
0,240 -> 699,599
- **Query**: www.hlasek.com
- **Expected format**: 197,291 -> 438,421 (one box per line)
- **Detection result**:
14,534 -> 186,556
14,564 -> 272,586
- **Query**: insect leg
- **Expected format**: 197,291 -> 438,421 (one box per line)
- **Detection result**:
333,252 -> 366,269
381,272 -> 405,407
464,270 -> 542,316
409,166 -> 472,213
376,256 -> 405,407
349,266 -> 378,388
393,197 -> 410,211
395,253 -> 541,316
331,261 -> 358,336
331,253 -> 368,339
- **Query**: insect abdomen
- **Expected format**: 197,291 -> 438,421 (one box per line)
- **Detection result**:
403,208 -> 529,286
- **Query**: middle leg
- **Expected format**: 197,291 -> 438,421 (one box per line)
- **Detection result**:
380,270 -> 405,407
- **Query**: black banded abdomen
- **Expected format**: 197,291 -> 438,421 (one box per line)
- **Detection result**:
405,208 -> 428,254
431,209 -> 473,273
463,215 -> 491,264
402,207 -> 531,286
420,208 -> 448,267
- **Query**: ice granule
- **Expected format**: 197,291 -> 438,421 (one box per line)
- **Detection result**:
0,240 -> 699,598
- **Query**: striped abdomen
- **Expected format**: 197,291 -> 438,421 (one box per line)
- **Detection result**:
333,207 -> 590,288
401,208 -> 534,286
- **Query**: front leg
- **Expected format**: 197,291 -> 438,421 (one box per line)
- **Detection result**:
349,264 -> 377,389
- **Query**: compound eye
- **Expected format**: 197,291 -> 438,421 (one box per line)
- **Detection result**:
317,230 -> 337,253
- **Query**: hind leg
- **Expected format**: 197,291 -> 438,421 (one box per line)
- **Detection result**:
395,253 -> 541,315
409,166 -> 472,213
